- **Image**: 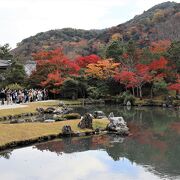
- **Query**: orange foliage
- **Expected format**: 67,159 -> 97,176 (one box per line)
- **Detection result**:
111,33 -> 123,41
86,59 -> 119,80
150,40 -> 171,53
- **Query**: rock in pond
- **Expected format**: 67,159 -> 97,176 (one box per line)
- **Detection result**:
78,113 -> 93,129
93,111 -> 106,119
126,101 -> 132,106
106,112 -> 129,135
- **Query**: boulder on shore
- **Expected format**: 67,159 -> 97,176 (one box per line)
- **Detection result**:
93,111 -> 106,119
62,125 -> 73,135
78,113 -> 93,129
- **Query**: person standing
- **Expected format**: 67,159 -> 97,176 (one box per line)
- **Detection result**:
0,89 -> 6,105
6,89 -> 11,105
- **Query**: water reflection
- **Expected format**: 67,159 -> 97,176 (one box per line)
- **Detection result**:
0,107 -> 179,180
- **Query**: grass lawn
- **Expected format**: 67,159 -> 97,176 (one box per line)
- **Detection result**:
0,119 -> 109,147
0,99 -> 81,117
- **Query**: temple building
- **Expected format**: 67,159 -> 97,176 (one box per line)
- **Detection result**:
0,59 -> 11,70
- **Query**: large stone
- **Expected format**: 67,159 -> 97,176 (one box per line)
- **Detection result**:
44,119 -> 55,123
126,101 -> 131,106
53,108 -> 63,114
36,106 -> 73,115
44,107 -> 56,114
93,111 -> 106,119
59,101 -> 65,107
107,112 -> 129,135
36,107 -> 45,114
78,113 -> 93,129
62,125 -> 73,135
62,107 -> 73,114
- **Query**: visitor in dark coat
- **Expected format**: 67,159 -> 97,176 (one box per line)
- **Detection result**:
0,89 -> 6,105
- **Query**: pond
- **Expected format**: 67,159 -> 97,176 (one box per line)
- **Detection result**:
0,106 -> 180,180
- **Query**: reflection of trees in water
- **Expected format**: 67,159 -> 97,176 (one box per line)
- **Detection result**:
106,129 -> 180,177
36,135 -> 112,154
74,106 -> 179,128
0,150 -> 12,159
35,126 -> 180,178
1,106 -> 179,178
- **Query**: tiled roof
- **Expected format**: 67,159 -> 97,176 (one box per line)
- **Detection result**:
0,59 -> 11,67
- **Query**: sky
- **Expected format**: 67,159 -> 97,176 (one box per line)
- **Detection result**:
0,0 -> 179,48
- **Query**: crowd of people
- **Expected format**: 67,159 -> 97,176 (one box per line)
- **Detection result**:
0,89 -> 48,105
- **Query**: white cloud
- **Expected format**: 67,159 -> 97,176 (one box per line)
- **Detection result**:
0,0 -> 179,48
0,147 -> 170,180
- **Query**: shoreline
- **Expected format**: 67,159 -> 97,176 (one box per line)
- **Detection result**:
0,99 -> 178,152
0,101 -> 179,122
0,119 -> 109,152
0,130 -> 110,152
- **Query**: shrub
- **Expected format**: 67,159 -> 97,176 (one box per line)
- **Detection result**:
114,95 -> 124,104
61,78 -> 79,99
87,86 -> 101,99
124,95 -> 135,105
6,83 -> 24,90
122,91 -> 135,105
62,113 -> 81,120
53,115 -> 66,121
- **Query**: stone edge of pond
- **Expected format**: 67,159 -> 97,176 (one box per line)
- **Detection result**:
0,130 -> 129,152
1,104 -> 179,122
0,131 -> 101,151
0,112 -> 40,122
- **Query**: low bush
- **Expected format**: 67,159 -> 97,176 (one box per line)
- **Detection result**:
121,92 -> 135,105
62,113 -> 81,120
115,95 -> 124,104
6,83 -> 24,90
53,115 -> 66,121
87,87 -> 101,99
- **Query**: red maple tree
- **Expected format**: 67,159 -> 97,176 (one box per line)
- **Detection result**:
31,48 -> 80,93
75,54 -> 101,68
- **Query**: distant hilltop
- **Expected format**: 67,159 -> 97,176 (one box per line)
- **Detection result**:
12,1 -> 180,62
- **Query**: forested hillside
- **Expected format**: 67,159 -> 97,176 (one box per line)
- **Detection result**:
12,1 -> 180,62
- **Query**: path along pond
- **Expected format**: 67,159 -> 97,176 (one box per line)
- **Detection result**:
0,105 -> 180,180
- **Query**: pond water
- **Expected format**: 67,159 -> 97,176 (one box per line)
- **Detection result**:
0,106 -> 180,180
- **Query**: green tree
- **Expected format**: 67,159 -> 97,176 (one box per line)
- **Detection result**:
153,80 -> 168,95
5,60 -> 26,85
105,40 -> 123,62
0,44 -> 13,60
167,41 -> 180,73
60,78 -> 79,99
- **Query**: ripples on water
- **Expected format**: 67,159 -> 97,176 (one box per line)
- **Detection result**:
0,106 -> 179,180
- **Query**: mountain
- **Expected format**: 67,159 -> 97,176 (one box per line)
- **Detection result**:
12,1 -> 180,62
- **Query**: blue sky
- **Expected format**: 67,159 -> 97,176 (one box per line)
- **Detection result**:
0,0 -> 179,48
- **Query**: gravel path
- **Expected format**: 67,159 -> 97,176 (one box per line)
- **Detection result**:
0,104 -> 28,110
0,100 -> 57,110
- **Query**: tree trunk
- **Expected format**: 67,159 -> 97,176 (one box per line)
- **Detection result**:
139,86 -> 142,99
136,87 -> 139,97
150,85 -> 153,99
132,88 -> 135,96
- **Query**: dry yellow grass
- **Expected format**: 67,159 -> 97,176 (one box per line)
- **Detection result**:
0,100 -> 81,117
0,119 -> 109,146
